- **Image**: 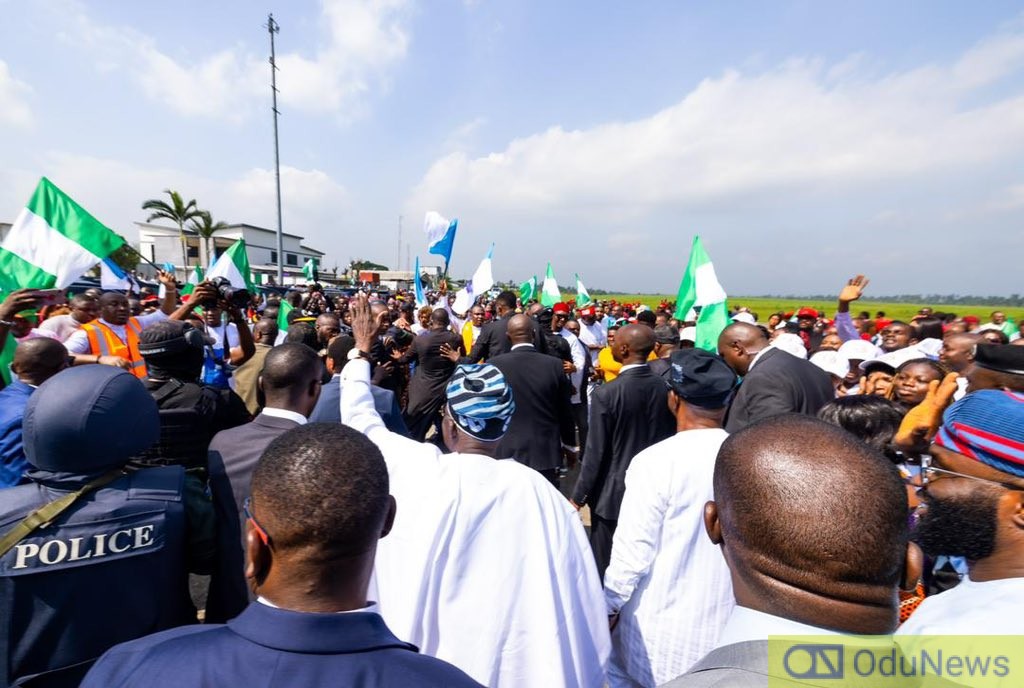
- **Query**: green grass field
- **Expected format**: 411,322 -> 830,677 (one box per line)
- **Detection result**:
579,294 -> 1024,323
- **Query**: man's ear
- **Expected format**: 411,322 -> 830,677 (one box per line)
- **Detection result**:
667,389 -> 679,416
441,415 -> 459,453
902,541 -> 924,592
704,501 -> 723,545
244,522 -> 272,588
381,495 -> 397,538
1008,490 -> 1024,531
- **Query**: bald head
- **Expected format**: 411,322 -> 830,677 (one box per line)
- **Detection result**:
717,323 -> 769,376
710,414 -> 908,633
259,343 -> 324,416
614,324 -> 655,365
506,314 -> 535,345
940,333 -> 981,374
13,338 -> 68,386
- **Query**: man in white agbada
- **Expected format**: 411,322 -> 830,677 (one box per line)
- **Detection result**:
604,349 -> 737,687
341,294 -> 610,688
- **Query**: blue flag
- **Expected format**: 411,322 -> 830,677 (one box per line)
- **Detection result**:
424,211 -> 457,267
414,255 -> 427,308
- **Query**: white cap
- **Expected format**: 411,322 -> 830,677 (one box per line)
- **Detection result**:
837,339 -> 882,363
858,346 -> 925,372
732,312 -> 756,325
770,333 -> 807,359
811,350 -> 850,379
915,338 -> 943,360
680,327 -> 696,343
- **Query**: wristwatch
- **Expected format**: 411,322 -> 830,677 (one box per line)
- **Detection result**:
347,348 -> 373,362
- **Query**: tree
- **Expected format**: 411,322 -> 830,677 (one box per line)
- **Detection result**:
141,189 -> 203,270
107,236 -> 139,273
189,211 -> 230,267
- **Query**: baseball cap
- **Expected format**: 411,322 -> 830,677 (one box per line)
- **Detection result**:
810,350 -> 849,380
552,302 -> 571,315
838,339 -> 882,363
796,307 -> 818,319
731,312 -> 756,325
680,327 -> 696,343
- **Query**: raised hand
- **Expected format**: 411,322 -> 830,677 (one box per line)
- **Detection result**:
894,372 -> 960,452
838,275 -> 870,305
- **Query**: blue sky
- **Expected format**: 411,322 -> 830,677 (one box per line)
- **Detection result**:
1,1 -> 1023,295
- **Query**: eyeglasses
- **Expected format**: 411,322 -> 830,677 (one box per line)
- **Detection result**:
243,496 -> 273,548
920,454 -> 1023,492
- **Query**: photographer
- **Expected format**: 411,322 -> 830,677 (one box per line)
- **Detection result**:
186,281 -> 255,390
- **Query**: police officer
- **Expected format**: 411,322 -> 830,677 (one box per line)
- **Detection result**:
0,365 -> 214,687
131,317 -> 251,474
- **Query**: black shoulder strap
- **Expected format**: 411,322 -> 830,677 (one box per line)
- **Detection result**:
151,378 -> 185,404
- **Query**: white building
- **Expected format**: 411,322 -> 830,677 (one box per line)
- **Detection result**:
135,222 -> 327,285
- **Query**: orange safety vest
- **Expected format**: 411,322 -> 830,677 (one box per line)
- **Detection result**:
82,318 -> 148,379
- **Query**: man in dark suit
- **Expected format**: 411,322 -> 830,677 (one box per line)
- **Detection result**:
401,309 -> 464,440
490,314 -> 576,486
464,290 -> 546,361
663,415 -> 916,686
310,335 -> 408,436
717,323 -> 834,433
205,343 -> 324,622
571,324 -> 675,577
82,424 -> 482,688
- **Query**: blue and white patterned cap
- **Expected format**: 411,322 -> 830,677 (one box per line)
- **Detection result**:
446,364 -> 516,441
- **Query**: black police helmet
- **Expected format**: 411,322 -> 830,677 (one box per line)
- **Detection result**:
23,366 -> 160,472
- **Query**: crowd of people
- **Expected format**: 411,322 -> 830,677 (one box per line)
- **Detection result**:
0,270 -> 1022,687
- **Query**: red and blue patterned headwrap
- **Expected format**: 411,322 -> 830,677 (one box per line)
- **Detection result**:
934,390 -> 1024,478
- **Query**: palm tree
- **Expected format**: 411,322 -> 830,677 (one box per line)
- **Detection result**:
141,190 -> 203,271
189,211 -> 230,267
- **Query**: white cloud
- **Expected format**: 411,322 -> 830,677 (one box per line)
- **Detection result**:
405,24 -> 1024,293
54,0 -> 413,121
0,60 -> 33,129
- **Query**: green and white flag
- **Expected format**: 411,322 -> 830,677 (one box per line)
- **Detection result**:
673,236 -> 729,352
205,239 -> 255,292
574,273 -> 592,307
540,263 -> 560,307
181,266 -> 204,297
519,275 -> 537,303
302,257 -> 318,282
276,299 -> 294,345
0,177 -> 124,294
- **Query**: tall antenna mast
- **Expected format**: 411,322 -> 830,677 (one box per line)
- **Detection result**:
267,14 -> 284,286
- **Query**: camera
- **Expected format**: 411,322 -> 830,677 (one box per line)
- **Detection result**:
205,276 -> 250,309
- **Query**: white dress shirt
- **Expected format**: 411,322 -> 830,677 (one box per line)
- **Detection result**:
715,606 -> 842,647
578,320 -> 608,364
260,407 -> 308,425
340,359 -> 610,688
604,428 -> 734,686
896,575 -> 1024,635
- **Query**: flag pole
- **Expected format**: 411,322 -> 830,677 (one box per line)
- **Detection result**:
122,243 -> 167,275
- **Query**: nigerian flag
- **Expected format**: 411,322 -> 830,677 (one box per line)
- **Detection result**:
540,263 -> 560,307
575,273 -> 592,307
302,257 -> 318,282
181,266 -> 204,298
0,177 -> 124,294
205,239 -> 255,292
276,299 -> 294,345
519,275 -> 537,303
673,236 -> 729,351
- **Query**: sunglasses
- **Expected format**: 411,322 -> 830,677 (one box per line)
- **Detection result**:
243,496 -> 273,548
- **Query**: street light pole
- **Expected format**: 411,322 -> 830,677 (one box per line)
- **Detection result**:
267,13 -> 284,286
